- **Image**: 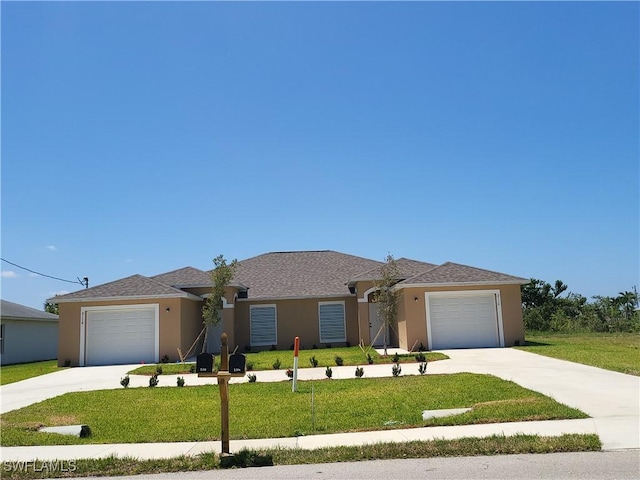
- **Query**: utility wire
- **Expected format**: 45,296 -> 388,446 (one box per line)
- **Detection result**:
1,258 -> 88,287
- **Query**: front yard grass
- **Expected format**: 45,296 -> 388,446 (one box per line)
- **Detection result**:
0,434 -> 601,480
0,360 -> 64,386
0,373 -> 586,446
129,346 -> 448,375
517,332 -> 640,376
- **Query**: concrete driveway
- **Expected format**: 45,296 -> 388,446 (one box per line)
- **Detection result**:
1,349 -> 638,450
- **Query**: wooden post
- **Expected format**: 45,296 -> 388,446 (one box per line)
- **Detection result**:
219,333 -> 230,454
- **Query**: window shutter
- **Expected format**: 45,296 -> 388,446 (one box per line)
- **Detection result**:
250,306 -> 277,346
319,303 -> 346,343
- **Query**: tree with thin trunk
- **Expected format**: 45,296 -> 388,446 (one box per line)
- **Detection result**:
372,254 -> 401,356
201,255 -> 237,353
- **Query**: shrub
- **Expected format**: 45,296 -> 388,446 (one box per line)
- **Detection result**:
285,368 -> 294,379
155,365 -> 163,375
355,366 -> 364,378
325,366 -> 333,379
392,352 -> 400,363
219,449 -> 273,469
367,353 -> 374,365
326,344 -> 332,349
161,355 -> 170,364
272,359 -> 281,370
63,359 -> 71,367
120,375 -> 130,388
189,364 -> 196,373
392,364 -> 402,377
270,344 -> 277,351
415,352 -> 426,363
247,373 -> 257,383
177,376 -> 185,387
334,356 -> 344,366
418,362 -> 427,375
312,344 -> 318,349
149,374 -> 159,387
419,342 -> 426,352
309,356 -> 319,368
246,361 -> 255,371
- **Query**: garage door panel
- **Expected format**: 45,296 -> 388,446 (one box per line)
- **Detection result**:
85,306 -> 157,366
428,294 -> 501,350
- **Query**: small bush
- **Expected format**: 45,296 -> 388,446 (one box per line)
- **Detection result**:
270,344 -> 277,351
63,359 -> 71,367
418,362 -> 427,375
189,364 -> 196,374
392,364 -> 402,377
247,373 -> 257,383
286,368 -> 294,379
155,365 -> 163,375
219,449 -> 273,469
355,366 -> 364,378
392,352 -> 400,363
149,374 -> 159,387
309,356 -> 319,368
326,344 -> 332,349
419,342 -> 426,352
120,375 -> 130,388
325,366 -> 333,379
272,358 -> 281,370
246,361 -> 255,371
367,353 -> 374,365
312,344 -> 318,349
161,355 -> 170,364
177,376 -> 185,387
334,356 -> 344,366
415,352 -> 426,363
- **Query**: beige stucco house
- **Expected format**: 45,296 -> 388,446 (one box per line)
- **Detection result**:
49,251 -> 528,367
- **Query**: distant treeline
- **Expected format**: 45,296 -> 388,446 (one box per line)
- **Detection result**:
521,279 -> 639,333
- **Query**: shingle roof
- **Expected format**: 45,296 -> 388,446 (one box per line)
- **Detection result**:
348,257 -> 438,283
400,262 -> 529,285
1,300 -> 59,321
152,266 -> 211,287
231,251 -> 383,299
49,274 -> 192,302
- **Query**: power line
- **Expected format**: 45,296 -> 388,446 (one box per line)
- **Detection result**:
0,258 -> 88,288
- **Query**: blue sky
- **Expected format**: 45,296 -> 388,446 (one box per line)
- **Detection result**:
2,1 -> 638,309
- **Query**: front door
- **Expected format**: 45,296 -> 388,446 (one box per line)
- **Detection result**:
368,302 -> 387,347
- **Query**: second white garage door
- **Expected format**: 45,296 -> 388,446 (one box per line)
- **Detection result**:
426,292 -> 503,350
83,305 -> 158,366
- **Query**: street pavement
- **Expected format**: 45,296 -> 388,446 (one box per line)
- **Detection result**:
1,348 -> 638,462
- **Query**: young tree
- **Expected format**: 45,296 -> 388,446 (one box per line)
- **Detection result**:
372,254 -> 401,356
44,301 -> 59,315
202,255 -> 238,353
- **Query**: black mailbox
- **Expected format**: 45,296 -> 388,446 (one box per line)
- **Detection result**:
197,353 -> 215,373
229,353 -> 246,374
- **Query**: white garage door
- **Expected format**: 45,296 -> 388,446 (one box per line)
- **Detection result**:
84,306 -> 158,365
426,292 -> 503,350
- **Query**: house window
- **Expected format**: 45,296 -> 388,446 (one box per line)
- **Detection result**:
250,305 -> 277,346
0,324 -> 4,355
319,301 -> 346,343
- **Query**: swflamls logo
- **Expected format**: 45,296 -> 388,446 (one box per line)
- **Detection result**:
3,460 -> 77,473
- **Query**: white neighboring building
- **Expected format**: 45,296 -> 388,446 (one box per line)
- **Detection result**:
1,300 -> 58,365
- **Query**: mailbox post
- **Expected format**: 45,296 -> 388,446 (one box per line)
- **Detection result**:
197,332 -> 245,454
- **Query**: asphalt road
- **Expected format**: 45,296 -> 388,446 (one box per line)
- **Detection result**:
71,450 -> 639,480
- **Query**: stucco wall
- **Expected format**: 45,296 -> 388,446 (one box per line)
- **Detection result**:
0,319 -> 58,365
234,297 -> 359,351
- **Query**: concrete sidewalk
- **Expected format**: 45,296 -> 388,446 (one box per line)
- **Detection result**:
1,348 -> 638,462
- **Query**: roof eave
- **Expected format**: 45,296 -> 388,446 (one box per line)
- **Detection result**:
48,292 -> 204,304
1,316 -> 59,322
395,279 -> 530,289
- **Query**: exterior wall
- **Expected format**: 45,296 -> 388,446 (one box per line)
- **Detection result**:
234,296 -> 359,351
0,319 -> 58,365
354,280 -> 376,346
57,297 -> 202,367
396,284 -> 525,351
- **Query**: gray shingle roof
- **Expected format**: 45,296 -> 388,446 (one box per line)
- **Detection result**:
152,266 -> 212,287
400,262 -> 529,285
1,300 -> 59,321
348,257 -> 437,283
49,274 -> 191,302
231,251 -> 383,299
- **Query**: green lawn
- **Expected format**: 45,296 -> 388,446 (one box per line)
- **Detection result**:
130,346 -> 448,375
0,373 -> 586,446
0,360 -> 64,386
517,332 -> 640,376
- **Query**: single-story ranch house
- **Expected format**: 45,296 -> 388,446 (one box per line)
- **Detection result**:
49,251 -> 529,366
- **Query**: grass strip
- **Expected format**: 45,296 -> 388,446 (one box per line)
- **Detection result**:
129,347 -> 448,375
518,332 -> 640,376
1,361 -> 65,386
0,434 -> 601,479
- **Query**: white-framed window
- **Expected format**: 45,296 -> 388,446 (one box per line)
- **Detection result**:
250,305 -> 277,346
319,301 -> 346,343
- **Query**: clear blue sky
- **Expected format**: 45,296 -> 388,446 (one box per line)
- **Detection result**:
2,1 -> 638,309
